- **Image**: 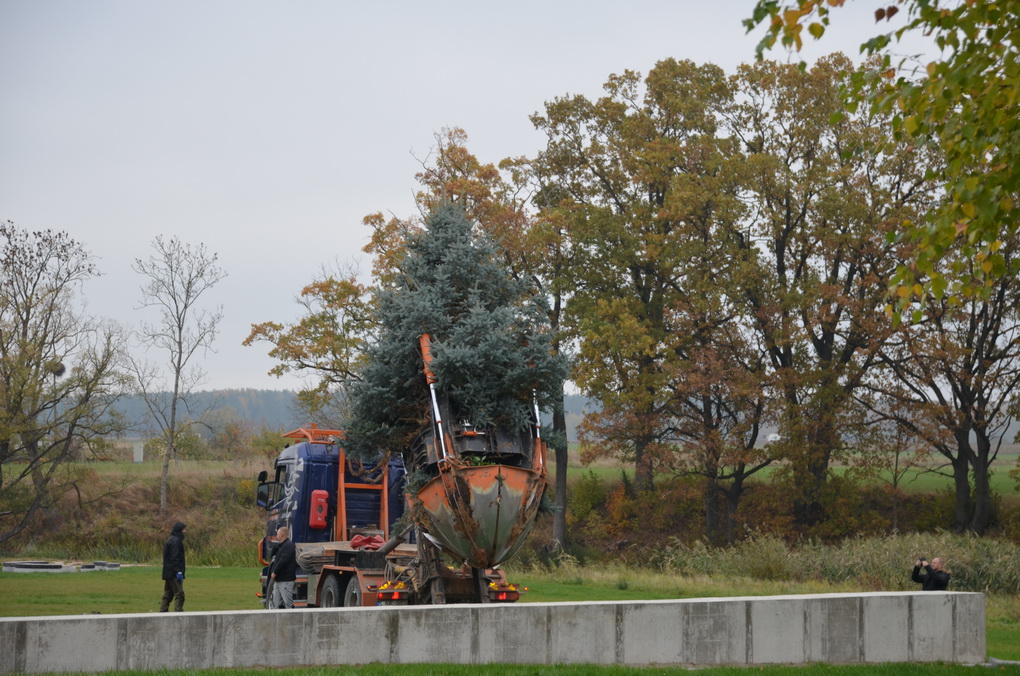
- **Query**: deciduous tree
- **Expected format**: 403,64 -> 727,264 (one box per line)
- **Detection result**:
0,222 -> 127,544
530,58 -> 765,515
131,236 -> 226,512
727,55 -> 941,528
745,0 -> 1020,311
869,234 -> 1020,534
244,265 -> 375,424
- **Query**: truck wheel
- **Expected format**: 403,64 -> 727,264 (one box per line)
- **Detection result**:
320,575 -> 341,608
344,575 -> 362,607
264,579 -> 277,609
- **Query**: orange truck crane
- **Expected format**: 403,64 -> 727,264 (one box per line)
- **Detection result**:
254,334 -> 547,607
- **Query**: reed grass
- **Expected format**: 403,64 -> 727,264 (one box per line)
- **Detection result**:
646,531 -> 1020,594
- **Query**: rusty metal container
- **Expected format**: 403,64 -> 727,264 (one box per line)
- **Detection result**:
415,463 -> 546,569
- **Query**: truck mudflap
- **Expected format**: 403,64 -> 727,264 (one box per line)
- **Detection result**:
416,463 -> 545,569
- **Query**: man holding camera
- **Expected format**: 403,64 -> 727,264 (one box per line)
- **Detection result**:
911,556 -> 950,591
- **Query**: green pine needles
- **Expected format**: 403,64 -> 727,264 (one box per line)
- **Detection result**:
344,202 -> 566,460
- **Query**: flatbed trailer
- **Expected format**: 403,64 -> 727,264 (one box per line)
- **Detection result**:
256,425 -> 523,608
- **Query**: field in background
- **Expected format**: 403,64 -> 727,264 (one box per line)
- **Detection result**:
561,448 -> 1020,496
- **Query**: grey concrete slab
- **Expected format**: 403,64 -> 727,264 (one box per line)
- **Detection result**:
616,601 -> 684,665
312,607 -> 399,665
749,595 -> 806,663
392,604 -> 478,664
0,617 -> 27,674
682,597 -> 747,664
862,593 -> 910,663
26,616 -> 119,673
476,603 -> 550,664
547,601 -> 617,664
954,593 -> 986,664
806,594 -> 860,663
0,592 -> 986,673
910,593 -> 955,662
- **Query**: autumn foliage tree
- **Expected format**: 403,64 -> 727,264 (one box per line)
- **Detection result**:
725,55 -> 942,528
869,232 -> 1020,534
529,58 -> 776,536
245,267 -> 375,423
0,223 -> 127,544
746,0 -> 1020,311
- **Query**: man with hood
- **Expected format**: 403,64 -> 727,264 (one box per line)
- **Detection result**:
159,522 -> 187,611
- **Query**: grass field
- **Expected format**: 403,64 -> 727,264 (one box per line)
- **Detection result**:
558,449 -> 1020,497
2,565 -> 1018,665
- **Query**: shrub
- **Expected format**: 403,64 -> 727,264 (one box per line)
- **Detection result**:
567,470 -> 608,526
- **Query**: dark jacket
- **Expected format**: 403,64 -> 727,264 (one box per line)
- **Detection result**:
272,537 -> 298,582
912,564 -> 950,591
161,522 -> 187,581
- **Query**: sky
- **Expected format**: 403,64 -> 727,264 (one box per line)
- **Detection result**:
0,1 -> 937,391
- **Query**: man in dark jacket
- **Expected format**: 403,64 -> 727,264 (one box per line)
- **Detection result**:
270,526 -> 297,609
912,556 -> 950,590
160,522 -> 187,611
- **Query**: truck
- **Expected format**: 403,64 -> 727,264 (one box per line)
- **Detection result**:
254,334 -> 548,607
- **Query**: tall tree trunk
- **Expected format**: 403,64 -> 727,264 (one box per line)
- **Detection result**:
551,392 -> 568,548
950,452 -> 970,533
160,441 -> 170,512
704,474 -> 720,544
724,478 -> 745,546
634,439 -> 653,493
969,435 -> 992,534
792,439 -> 831,528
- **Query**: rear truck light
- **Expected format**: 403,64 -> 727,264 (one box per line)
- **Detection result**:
377,590 -> 404,601
487,582 -> 522,602
371,581 -> 410,605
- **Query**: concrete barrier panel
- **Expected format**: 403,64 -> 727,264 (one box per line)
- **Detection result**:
548,602 -> 617,664
862,593 -> 910,663
749,596 -> 806,663
911,593 -> 955,663
953,590 -> 986,664
476,603 -> 549,663
0,592 -> 985,673
617,602 -> 684,664
681,597 -> 746,664
806,594 -> 860,663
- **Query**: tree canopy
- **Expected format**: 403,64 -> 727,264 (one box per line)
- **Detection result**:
0,223 -> 127,544
745,0 -> 1020,315
344,202 -> 567,459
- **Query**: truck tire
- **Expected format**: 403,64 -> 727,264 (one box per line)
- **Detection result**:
344,575 -> 362,607
320,575 -> 342,608
264,579 -> 277,609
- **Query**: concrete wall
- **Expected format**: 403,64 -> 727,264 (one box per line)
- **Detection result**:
0,592 -> 985,673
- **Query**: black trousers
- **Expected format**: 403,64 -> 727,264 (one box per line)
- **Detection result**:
159,578 -> 185,612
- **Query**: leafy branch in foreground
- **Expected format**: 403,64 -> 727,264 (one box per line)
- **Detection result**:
745,0 -> 1020,317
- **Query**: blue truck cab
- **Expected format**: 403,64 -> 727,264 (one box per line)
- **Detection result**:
255,426 -> 405,607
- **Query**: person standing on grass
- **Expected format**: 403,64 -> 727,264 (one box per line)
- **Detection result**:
159,522 -> 187,611
912,556 -> 950,591
271,526 -> 297,609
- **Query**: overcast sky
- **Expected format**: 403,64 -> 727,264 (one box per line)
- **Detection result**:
0,1 -> 935,391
